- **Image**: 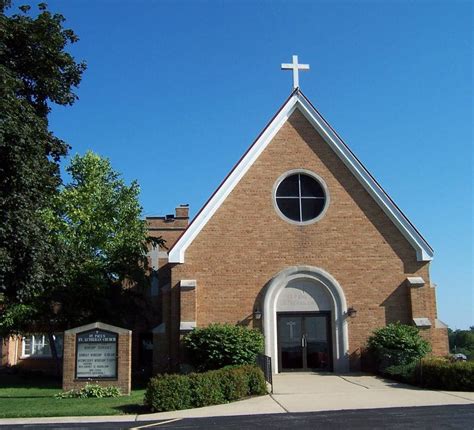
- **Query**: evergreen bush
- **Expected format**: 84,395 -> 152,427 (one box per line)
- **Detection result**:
183,323 -> 264,371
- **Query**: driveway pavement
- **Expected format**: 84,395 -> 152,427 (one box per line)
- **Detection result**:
0,373 -> 473,426
2,405 -> 474,429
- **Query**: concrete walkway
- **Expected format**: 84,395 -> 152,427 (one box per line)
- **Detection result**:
1,373 -> 473,426
270,373 -> 474,413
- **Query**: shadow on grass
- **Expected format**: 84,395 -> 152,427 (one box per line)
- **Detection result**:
113,404 -> 150,415
0,373 -> 61,390
0,395 -> 56,399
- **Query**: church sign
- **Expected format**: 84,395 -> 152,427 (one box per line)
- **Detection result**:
75,329 -> 118,379
63,322 -> 132,394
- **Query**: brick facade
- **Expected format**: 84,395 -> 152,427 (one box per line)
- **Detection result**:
146,207 -> 189,373
0,97 -> 448,376
159,108 -> 448,371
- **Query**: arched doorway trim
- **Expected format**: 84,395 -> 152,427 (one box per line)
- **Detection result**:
262,266 -> 349,373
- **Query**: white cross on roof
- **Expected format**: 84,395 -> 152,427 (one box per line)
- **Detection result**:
281,55 -> 310,89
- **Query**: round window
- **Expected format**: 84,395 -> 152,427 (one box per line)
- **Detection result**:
274,172 -> 327,223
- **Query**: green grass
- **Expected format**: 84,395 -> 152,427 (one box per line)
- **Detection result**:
0,374 -> 147,418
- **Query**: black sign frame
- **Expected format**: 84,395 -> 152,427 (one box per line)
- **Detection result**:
75,328 -> 119,380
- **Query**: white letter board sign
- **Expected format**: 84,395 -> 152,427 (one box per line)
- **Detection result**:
75,329 -> 118,379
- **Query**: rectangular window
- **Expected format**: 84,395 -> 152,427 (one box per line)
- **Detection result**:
21,334 -> 63,358
23,336 -> 32,356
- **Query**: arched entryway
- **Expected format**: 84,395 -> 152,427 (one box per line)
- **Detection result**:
262,266 -> 349,373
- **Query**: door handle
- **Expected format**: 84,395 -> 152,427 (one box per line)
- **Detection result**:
301,335 -> 307,348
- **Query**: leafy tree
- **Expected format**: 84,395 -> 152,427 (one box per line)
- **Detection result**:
24,151 -> 163,374
43,151 -> 164,329
0,2 -> 85,336
448,327 -> 474,360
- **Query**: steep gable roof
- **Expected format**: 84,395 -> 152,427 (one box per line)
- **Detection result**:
169,89 -> 433,263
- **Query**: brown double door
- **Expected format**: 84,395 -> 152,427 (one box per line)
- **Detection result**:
277,312 -> 332,372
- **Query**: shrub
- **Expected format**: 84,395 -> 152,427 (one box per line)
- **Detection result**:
244,364 -> 268,395
367,322 -> 431,370
217,366 -> 249,401
189,371 -> 225,407
183,323 -> 264,371
55,384 -> 121,399
382,358 -> 474,391
144,374 -> 192,412
144,365 -> 267,412
384,361 -> 418,384
419,357 -> 474,391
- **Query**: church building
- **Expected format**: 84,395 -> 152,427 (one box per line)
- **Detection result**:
147,56 -> 449,374
1,57 -> 448,374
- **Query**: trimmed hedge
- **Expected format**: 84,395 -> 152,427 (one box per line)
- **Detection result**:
144,365 -> 267,412
144,374 -> 193,411
419,358 -> 474,391
384,358 -> 474,391
189,371 -> 225,407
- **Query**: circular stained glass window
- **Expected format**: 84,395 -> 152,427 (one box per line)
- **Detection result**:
275,172 -> 327,223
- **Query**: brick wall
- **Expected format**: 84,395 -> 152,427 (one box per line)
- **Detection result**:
146,207 -> 188,372
168,109 -> 448,370
147,206 -> 189,260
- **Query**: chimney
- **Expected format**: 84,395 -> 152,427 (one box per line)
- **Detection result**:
175,204 -> 189,219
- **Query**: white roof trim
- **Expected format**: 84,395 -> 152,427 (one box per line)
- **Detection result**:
169,90 -> 433,263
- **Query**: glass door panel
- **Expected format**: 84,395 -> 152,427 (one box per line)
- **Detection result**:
278,316 -> 303,370
305,315 -> 330,370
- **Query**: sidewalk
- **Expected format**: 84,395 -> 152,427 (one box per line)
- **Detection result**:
1,373 -> 473,426
270,373 -> 474,413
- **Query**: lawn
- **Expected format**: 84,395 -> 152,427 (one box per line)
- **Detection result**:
0,374 -> 147,418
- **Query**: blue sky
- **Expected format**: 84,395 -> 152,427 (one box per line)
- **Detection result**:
38,0 -> 472,328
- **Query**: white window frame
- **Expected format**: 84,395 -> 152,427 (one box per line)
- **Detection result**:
272,169 -> 330,226
21,334 -> 63,359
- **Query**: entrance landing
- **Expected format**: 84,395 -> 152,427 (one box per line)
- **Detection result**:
271,373 -> 474,412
